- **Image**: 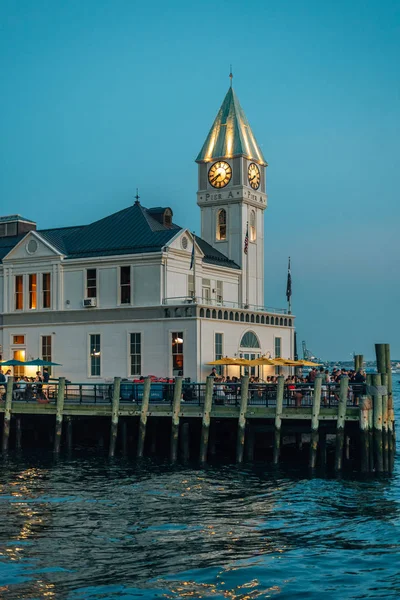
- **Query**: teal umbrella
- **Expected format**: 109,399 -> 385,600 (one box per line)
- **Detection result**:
24,358 -> 61,367
0,359 -> 26,366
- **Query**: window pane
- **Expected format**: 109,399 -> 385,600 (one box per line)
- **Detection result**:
171,332 -> 184,375
15,275 -> 23,310
130,333 -> 141,376
90,334 -> 101,376
13,335 -> 25,344
42,273 -> 51,308
87,269 -> 97,299
275,337 -> 281,358
215,333 -> 223,360
29,274 -> 37,309
41,335 -> 52,375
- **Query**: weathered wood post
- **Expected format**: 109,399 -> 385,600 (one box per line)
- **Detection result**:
384,343 -> 395,467
375,344 -> 387,375
199,377 -> 214,463
381,372 -> 389,472
335,376 -> 349,471
15,416 -> 22,450
170,376 -> 183,462
272,375 -> 285,464
109,377 -> 121,457
66,416 -> 73,452
354,354 -> 363,371
359,395 -> 370,473
2,377 -> 14,453
372,373 -> 383,472
137,376 -> 151,458
54,377 -> 65,454
366,373 -> 374,471
309,375 -> 322,469
236,376 -> 249,463
181,422 -> 190,462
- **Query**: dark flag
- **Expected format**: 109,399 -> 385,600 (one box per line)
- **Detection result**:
286,257 -> 292,302
190,235 -> 195,270
244,223 -> 249,255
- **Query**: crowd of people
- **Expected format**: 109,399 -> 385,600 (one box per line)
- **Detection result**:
0,367 -> 51,401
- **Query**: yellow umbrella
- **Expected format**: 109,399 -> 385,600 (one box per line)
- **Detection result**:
249,357 -> 276,366
297,359 -> 323,367
206,357 -> 251,366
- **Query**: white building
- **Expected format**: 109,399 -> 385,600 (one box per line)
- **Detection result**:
0,85 -> 295,382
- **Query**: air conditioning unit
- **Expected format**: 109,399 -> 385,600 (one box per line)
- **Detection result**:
83,298 -> 97,308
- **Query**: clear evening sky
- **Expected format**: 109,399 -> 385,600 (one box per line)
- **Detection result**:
1,0 -> 399,360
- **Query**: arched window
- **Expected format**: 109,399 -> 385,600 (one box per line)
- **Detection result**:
245,314 -> 250,323
289,318 -> 292,327
235,313 -> 239,321
260,315 -> 265,324
266,316 -> 269,324
256,315 -> 260,323
206,309 -> 211,318
212,309 -> 216,319
240,313 -> 244,322
200,308 -> 204,318
240,331 -> 261,349
284,318 -> 287,326
250,314 -> 255,323
270,317 -> 274,325
224,311 -> 228,320
218,310 -> 223,319
216,209 -> 227,241
280,318 -> 283,326
229,311 -> 234,321
250,210 -> 256,241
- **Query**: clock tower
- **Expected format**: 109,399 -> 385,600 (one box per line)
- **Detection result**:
196,84 -> 268,308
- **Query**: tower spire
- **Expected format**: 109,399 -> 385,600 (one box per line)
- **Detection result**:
134,188 -> 140,205
229,64 -> 233,87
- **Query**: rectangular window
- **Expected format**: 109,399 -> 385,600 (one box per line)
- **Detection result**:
13,335 -> 25,345
188,274 -> 195,298
42,273 -> 51,308
171,331 -> 184,376
216,280 -> 223,304
41,335 -> 52,375
215,333 -> 223,360
29,274 -> 37,309
15,275 -> 23,310
89,334 -> 101,377
275,337 -> 282,358
130,333 -> 141,376
120,266 -> 131,304
202,278 -> 211,303
86,269 -> 97,299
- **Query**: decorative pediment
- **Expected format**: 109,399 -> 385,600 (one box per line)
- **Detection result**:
166,230 -> 204,257
3,230 -> 64,262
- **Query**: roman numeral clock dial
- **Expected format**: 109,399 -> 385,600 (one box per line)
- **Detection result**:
208,161 -> 232,188
248,162 -> 260,190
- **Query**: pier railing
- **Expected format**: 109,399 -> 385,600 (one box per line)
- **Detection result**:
7,380 -> 365,408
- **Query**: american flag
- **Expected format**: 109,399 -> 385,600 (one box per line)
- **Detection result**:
286,257 -> 292,302
244,222 -> 249,255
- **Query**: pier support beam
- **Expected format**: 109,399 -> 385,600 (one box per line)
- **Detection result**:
309,375 -> 322,469
354,354 -> 364,371
137,377 -> 151,458
272,376 -> 285,465
170,377 -> 183,462
54,377 -> 65,454
335,376 -> 349,471
372,373 -> 383,472
66,416 -> 73,452
199,377 -> 214,463
236,376 -> 249,463
381,373 -> 389,472
384,344 -> 395,470
15,416 -> 22,450
359,395 -> 370,473
2,377 -> 14,453
109,377 -> 121,458
181,422 -> 190,462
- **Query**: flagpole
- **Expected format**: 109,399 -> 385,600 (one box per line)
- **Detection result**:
287,257 -> 292,315
245,222 -> 249,308
192,232 -> 197,302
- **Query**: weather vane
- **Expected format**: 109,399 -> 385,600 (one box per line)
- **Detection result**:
229,64 -> 233,87
134,188 -> 140,204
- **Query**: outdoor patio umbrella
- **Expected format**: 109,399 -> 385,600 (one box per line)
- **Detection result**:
248,357 -> 276,366
0,359 -> 26,366
296,359 -> 322,367
206,357 -> 251,366
23,359 -> 62,367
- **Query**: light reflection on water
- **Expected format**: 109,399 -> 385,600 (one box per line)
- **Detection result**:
0,378 -> 399,599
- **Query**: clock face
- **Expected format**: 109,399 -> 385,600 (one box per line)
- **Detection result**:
248,163 -> 260,190
208,161 -> 232,188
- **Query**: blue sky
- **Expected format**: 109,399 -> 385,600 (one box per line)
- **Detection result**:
1,0 -> 399,359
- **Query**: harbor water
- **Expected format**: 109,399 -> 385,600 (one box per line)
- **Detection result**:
0,376 -> 399,599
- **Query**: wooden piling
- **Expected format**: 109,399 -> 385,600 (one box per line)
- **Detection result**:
272,375 -> 285,465
366,374 -> 374,471
309,375 -> 322,469
335,376 -> 349,471
246,425 -> 255,461
170,376 -> 183,462
236,376 -> 249,463
359,395 -> 370,472
109,377 -> 121,457
2,377 -> 14,453
199,376 -> 214,463
181,422 -> 190,462
381,372 -> 389,472
319,431 -> 327,468
372,373 -> 383,473
375,344 -> 387,375
54,377 -> 65,454
384,343 -> 395,467
137,376 -> 151,458
121,420 -> 128,455
15,416 -> 22,450
66,416 -> 73,452
354,354 -> 363,371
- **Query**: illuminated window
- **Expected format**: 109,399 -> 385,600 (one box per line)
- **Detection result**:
215,333 -> 223,361
29,274 -> 37,309
216,209 -> 227,241
86,269 -> 97,299
275,337 -> 281,358
15,275 -> 23,310
42,335 -> 52,375
240,331 -> 260,349
42,273 -> 51,308
130,333 -> 141,376
89,334 -> 101,376
171,332 -> 184,376
250,210 -> 256,241
120,266 -> 131,304
13,335 -> 25,345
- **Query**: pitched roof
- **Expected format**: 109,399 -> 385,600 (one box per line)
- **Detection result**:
0,203 -> 240,270
196,86 -> 267,166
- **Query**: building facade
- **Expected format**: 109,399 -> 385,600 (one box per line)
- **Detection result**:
0,86 -> 295,382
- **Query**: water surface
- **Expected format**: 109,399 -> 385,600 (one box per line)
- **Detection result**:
0,376 -> 399,599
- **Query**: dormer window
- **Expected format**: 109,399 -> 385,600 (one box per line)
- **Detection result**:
216,209 -> 227,241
